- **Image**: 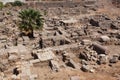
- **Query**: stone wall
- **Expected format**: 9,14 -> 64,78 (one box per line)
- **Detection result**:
27,1 -> 83,8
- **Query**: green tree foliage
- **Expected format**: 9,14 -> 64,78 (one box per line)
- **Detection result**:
19,9 -> 44,38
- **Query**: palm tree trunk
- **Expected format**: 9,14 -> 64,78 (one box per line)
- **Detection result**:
28,28 -> 34,39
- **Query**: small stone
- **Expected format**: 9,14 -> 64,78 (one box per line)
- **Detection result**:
81,60 -> 89,65
98,54 -> 108,64
108,64 -> 113,67
70,76 -> 80,80
100,35 -> 110,42
81,65 -> 90,72
90,69 -> 95,73
109,56 -> 118,63
81,65 -> 95,73
109,54 -> 119,63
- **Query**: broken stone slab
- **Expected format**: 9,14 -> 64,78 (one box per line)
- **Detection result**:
60,19 -> 78,26
7,44 -> 30,55
22,36 -> 30,45
49,60 -> 60,72
70,76 -> 80,80
21,53 -> 33,60
35,49 -> 56,61
81,39 -> 92,45
30,59 -> 40,64
66,59 -> 80,69
7,45 -> 31,60
7,47 -> 19,55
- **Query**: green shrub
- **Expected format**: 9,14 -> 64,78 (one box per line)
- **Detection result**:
12,0 -> 24,6
0,2 -> 3,10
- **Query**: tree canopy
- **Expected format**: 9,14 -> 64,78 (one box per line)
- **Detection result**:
18,8 -> 44,38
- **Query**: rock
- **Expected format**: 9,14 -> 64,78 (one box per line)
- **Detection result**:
7,44 -> 30,55
22,36 -> 30,45
81,65 -> 93,72
79,52 -> 90,61
11,75 -> 17,79
89,69 -> 95,73
113,54 -> 119,57
30,59 -> 40,64
49,60 -> 60,72
62,51 -> 70,62
17,37 -> 23,43
8,55 -> 19,61
98,54 -> 108,64
0,17 -> 4,22
11,75 -> 20,80
92,42 -> 109,54
111,23 -> 119,29
66,59 -> 80,69
81,39 -> 92,45
109,55 -> 119,63
119,54 -> 120,60
70,76 -> 80,80
81,60 -> 89,65
7,48 -> 19,54
81,64 -> 95,73
100,35 -> 110,42
89,19 -> 99,27
0,63 -> 7,72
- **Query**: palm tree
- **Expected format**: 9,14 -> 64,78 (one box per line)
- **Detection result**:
18,8 -> 43,38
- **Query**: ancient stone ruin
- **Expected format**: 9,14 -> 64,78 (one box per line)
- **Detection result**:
0,0 -> 120,80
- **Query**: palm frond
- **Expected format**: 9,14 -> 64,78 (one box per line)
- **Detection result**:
18,8 -> 44,31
